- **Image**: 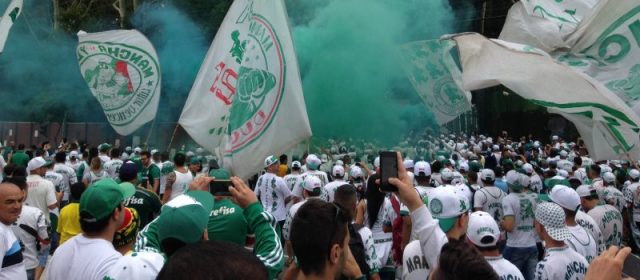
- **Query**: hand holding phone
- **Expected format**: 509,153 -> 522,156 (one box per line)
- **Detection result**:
210,179 -> 232,196
379,151 -> 398,192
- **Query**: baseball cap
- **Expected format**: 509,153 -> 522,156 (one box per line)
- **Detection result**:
104,252 -> 165,280
629,169 -> 640,180
332,165 -> 345,177
549,185 -> 580,212
302,176 -> 322,192
69,151 -> 79,159
291,161 -> 302,169
320,154 -> 328,163
306,154 -> 321,170
335,160 -> 344,166
556,169 -> 569,178
350,166 -> 364,178
264,155 -> 279,168
150,149 -> 158,155
480,169 -> 495,181
125,146 -> 132,153
80,179 -> 136,222
522,163 -> 534,175
505,170 -> 523,190
119,162 -> 138,182
158,191 -> 215,245
467,211 -> 500,247
428,187 -> 469,232
458,162 -> 469,172
27,156 -> 52,172
441,168 -> 454,182
134,147 -> 142,153
374,157 -> 380,169
404,159 -> 414,169
414,161 -> 431,177
99,143 -> 112,151
603,172 -> 616,183
469,161 -> 482,172
535,202 -> 572,241
576,185 -> 598,198
114,207 -> 140,247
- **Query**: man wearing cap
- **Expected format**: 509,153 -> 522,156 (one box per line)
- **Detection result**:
283,161 -> 303,195
549,185 -> 598,263
255,155 -> 293,239
501,171 -> 538,280
120,162 -> 161,229
534,202 -> 589,280
300,155 -> 330,195
47,179 -> 135,280
323,165 -> 347,202
66,150 -> 81,173
207,159 -> 230,180
283,176 -> 323,264
467,211 -> 524,280
26,157 -> 59,223
163,153 -> 193,204
522,163 -> 543,194
474,169 -> 506,229
577,185 -> 622,249
414,161 -> 434,200
207,183 -> 249,247
139,151 -> 161,195
53,152 -> 77,207
103,148 -> 124,180
98,143 -> 112,165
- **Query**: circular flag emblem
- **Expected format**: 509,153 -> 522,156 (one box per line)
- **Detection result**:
430,198 -> 443,215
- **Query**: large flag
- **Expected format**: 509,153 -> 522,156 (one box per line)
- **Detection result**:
449,33 -> 640,161
76,30 -> 161,136
179,0 -> 311,178
0,0 -> 23,53
401,39 -> 472,125
501,0 -> 640,116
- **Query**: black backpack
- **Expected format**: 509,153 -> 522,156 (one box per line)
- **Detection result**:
340,223 -> 370,279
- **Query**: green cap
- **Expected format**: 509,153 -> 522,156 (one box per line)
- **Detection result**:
80,179 -> 136,222
99,143 -> 112,152
158,191 -> 214,245
189,156 -> 202,165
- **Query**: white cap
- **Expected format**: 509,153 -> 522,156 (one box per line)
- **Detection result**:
373,157 -> 380,168
69,151 -> 79,158
492,145 -> 499,151
458,162 -> 469,172
505,170 -> 524,189
414,161 -> 431,177
335,160 -> 344,166
302,176 -> 322,192
552,135 -> 559,141
104,252 -> 165,280
134,147 -> 142,153
320,154 -> 328,163
350,166 -> 364,178
522,163 -> 534,175
576,185 -> 597,198
467,211 -> 500,247
332,165 -> 345,177
535,202 -> 572,241
428,187 -> 469,232
441,168 -> 454,182
27,157 -> 50,172
549,185 -> 581,211
480,169 -> 495,181
557,169 -> 569,178
291,161 -> 302,169
559,150 -> 568,157
264,155 -> 279,168
603,172 -> 616,183
196,147 -> 204,154
150,149 -> 158,155
629,169 -> 640,180
306,154 -> 321,170
125,146 -> 132,152
403,159 -> 414,169
186,151 -> 195,157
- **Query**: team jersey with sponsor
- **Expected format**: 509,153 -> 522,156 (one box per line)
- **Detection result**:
474,186 -> 507,225
139,164 -> 161,190
254,173 -> 292,221
486,256 -> 525,280
357,224 -> 380,274
0,222 -> 27,280
362,198 -> 397,268
323,179 -> 347,202
566,225 -> 597,263
11,206 -> 48,270
535,246 -> 588,280
103,159 -> 124,180
25,175 -> 57,222
168,170 -> 193,201
575,210 -> 605,254
502,192 -> 537,247
53,163 -> 78,202
124,187 -> 162,229
207,198 -> 249,246
402,240 -> 430,280
588,205 -> 623,248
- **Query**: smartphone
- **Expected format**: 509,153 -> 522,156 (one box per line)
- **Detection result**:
210,179 -> 232,196
379,151 -> 398,192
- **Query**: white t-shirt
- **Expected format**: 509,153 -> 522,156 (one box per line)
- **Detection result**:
486,256 -> 524,280
0,223 -> 27,280
169,169 -> 194,201
323,179 -> 347,202
47,235 -> 121,280
25,175 -> 57,222
624,182 -> 640,222
282,199 -> 311,240
535,246 -> 588,280
566,225 -> 598,263
474,186 -> 506,225
53,163 -> 78,201
83,170 -> 109,186
402,240 -> 430,280
254,172 -> 292,221
11,206 -> 48,269
603,186 -> 625,213
103,159 -> 124,180
44,170 -> 64,193
302,170 -> 330,187
529,174 -> 543,193
283,173 -> 303,193
66,161 -> 81,173
575,210 -> 605,254
98,154 -> 111,165
415,185 -> 436,201
357,225 -> 380,273
502,192 -> 537,247
588,205 -> 623,248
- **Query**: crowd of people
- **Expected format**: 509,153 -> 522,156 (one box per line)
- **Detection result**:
0,132 -> 637,280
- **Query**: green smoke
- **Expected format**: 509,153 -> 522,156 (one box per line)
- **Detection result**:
287,0 -> 471,145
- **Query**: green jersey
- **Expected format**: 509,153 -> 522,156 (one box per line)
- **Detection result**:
139,164 -> 161,190
134,216 -> 162,253
124,187 -> 162,229
207,198 -> 248,245
10,151 -> 29,168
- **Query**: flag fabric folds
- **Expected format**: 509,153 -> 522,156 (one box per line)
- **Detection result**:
0,0 -> 23,53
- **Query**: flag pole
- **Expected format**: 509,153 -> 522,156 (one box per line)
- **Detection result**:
144,117 -> 157,149
167,123 -> 180,152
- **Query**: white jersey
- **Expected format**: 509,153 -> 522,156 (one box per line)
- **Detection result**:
98,154 -> 110,165
83,170 -> 109,186
66,161 -> 81,173
603,186 -> 625,213
47,235 -> 121,280
623,182 -> 640,221
415,185 -> 436,200
575,210 -> 605,254
357,224 -> 381,274
302,170 -> 330,187
535,246 -> 588,280
362,198 -> 397,267
502,192 -> 537,248
410,205 -> 449,273
323,179 -> 347,202
53,163 -> 78,202
254,172 -> 292,221
103,159 -> 124,180
44,170 -> 64,193
402,240 -> 430,280
282,199 -> 312,240
486,256 -> 524,280
11,206 -> 48,270
283,173 -> 303,193
587,205 -> 623,248
474,186 -> 507,225
169,170 -> 194,201
0,223 -> 27,280
25,175 -> 57,222
530,174 -> 543,193
566,225 -> 598,263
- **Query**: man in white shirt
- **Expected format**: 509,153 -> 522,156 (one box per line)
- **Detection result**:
98,143 -> 112,165
467,211 -> 524,280
254,155 -> 293,240
0,182 -> 28,280
103,148 -> 124,180
577,185 -> 623,249
283,176 -> 323,263
46,179 -> 135,280
474,169 -> 506,225
26,157 -> 59,222
301,154 -> 330,189
548,185 -> 598,263
324,165 -> 347,202
53,152 -> 78,206
283,161 -> 303,195
413,161 -> 435,199
534,202 -> 589,280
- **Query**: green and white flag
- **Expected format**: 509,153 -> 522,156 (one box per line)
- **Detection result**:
401,40 -> 471,125
0,0 -> 23,53
76,30 -> 161,136
179,0 -> 311,179
450,33 -> 640,161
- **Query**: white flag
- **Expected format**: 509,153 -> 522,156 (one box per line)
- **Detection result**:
401,39 -> 472,125
450,33 -> 640,161
0,0 -> 23,53
76,30 -> 161,136
179,0 -> 311,178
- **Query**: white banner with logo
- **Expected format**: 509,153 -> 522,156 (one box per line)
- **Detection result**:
0,0 -> 23,53
179,0 -> 312,178
450,33 -> 640,161
401,39 -> 472,125
76,30 -> 161,136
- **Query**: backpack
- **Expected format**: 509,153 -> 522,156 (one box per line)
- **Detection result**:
340,223 -> 370,280
390,195 -> 404,265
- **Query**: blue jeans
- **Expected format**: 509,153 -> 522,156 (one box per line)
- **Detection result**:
503,246 -> 538,280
